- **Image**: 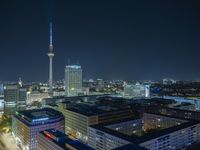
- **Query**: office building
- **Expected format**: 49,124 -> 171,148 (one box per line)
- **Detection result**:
12,108 -> 65,150
18,88 -> 27,111
38,129 -> 94,150
4,84 -> 27,115
124,83 -> 150,99
65,65 -> 82,96
58,100 -> 134,142
88,113 -> 200,150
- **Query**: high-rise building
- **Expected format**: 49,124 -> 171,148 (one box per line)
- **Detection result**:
38,129 -> 95,150
65,65 -> 82,96
12,108 -> 65,150
4,84 -> 27,115
47,23 -> 54,97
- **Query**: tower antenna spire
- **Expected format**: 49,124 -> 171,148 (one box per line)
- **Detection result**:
50,22 -> 53,46
49,22 -> 53,52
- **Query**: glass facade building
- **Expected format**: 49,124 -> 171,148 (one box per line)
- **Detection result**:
65,65 -> 82,96
12,108 -> 65,150
4,84 -> 27,115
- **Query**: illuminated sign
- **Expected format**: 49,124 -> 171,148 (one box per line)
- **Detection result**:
66,65 -> 81,69
44,131 -> 57,140
32,117 -> 49,122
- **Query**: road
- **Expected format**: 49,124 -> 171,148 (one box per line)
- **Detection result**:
0,132 -> 19,150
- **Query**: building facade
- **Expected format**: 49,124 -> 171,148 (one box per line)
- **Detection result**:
4,84 -> 27,115
18,88 -> 27,111
12,108 -> 65,150
38,129 -> 94,150
65,65 -> 82,96
88,113 -> 200,150
58,102 -> 134,142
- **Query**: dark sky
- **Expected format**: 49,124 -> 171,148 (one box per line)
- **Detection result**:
0,0 -> 200,82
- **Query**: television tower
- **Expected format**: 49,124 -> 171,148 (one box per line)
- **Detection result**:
47,22 -> 54,96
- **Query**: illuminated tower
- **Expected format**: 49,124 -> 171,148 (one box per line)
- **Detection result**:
47,23 -> 54,96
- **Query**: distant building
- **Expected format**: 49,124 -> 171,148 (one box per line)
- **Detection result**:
0,83 -> 4,95
65,65 -> 82,96
27,92 -> 49,104
96,79 -> 104,91
163,78 -> 176,85
88,113 -> 200,150
38,129 -> 94,150
53,90 -> 65,97
4,84 -> 27,115
149,106 -> 200,121
124,83 -> 150,99
12,108 -> 65,150
18,88 -> 27,111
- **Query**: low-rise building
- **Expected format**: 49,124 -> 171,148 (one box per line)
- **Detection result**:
88,113 -> 200,150
58,101 -> 134,142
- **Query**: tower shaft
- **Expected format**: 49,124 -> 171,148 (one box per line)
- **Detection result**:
49,55 -> 53,95
48,22 -> 54,97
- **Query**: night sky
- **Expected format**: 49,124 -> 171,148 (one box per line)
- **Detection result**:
0,0 -> 200,82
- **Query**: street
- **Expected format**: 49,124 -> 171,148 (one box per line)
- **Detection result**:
0,132 -> 18,150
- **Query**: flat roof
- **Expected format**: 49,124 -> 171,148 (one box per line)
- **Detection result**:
14,108 -> 64,126
65,104 -> 131,116
40,129 -> 94,150
113,144 -> 147,150
90,113 -> 200,144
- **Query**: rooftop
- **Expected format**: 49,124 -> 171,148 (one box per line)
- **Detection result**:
65,103 -> 131,116
14,108 -> 64,126
113,144 -> 147,150
90,112 -> 199,144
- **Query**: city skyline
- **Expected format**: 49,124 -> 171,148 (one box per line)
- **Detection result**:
2,1 -> 200,150
0,0 -> 200,81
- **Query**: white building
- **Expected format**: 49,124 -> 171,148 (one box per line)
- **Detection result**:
65,65 -> 82,96
88,113 -> 200,150
27,92 -> 49,104
124,83 -> 150,99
